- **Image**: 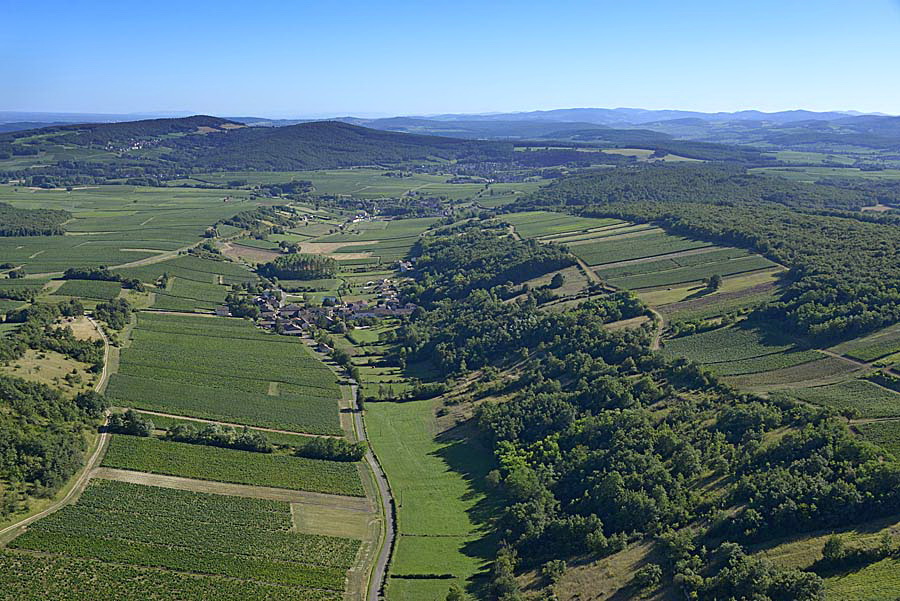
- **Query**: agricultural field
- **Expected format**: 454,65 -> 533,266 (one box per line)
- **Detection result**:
499,210 -> 623,239
151,276 -> 230,312
661,324 -> 802,365
752,166 -> 900,183
648,272 -> 783,321
101,435 -> 364,496
854,420 -> 900,458
366,399 -> 495,599
5,479 -> 358,597
723,356 -> 861,389
570,230 -> 714,266
115,254 -> 255,287
299,217 -> 440,263
829,323 -> 900,363
787,380 -> 900,419
0,550 -> 338,601
177,169 -> 541,201
50,279 -> 121,300
601,252 -> 776,290
106,312 -> 343,435
131,410 -> 320,448
0,184 -> 254,273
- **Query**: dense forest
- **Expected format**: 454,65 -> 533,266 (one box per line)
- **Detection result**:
0,202 -> 70,236
394,224 -> 900,601
0,375 -> 106,518
516,164 -> 900,342
407,226 -> 575,306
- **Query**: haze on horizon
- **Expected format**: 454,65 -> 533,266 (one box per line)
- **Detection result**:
3,0 -> 900,117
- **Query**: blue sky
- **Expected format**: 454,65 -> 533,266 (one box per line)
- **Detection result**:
3,0 -> 900,117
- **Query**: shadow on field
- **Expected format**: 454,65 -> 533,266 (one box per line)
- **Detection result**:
434,419 -> 502,592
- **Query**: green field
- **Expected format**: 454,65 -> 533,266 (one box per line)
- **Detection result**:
101,435 -> 364,496
500,211 -> 623,239
6,479 -> 356,597
50,279 -> 122,300
316,217 -> 440,243
606,254 -> 776,290
855,421 -> 900,458
367,399 -> 494,599
830,324 -> 900,363
662,324 -> 800,364
106,313 -> 342,435
176,169 -> 544,201
115,254 -> 255,286
788,380 -> 900,418
570,230 -> 714,266
0,550 -> 338,601
0,184 -> 254,273
824,558 -> 900,600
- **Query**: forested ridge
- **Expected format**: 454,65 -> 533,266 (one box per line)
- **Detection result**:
395,225 -> 900,601
516,164 -> 900,342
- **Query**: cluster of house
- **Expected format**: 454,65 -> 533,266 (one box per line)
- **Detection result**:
224,286 -> 416,336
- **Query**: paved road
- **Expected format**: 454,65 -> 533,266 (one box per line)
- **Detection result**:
350,383 -> 396,601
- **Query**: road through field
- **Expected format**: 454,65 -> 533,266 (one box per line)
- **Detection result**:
0,316 -> 112,543
352,383 -> 396,601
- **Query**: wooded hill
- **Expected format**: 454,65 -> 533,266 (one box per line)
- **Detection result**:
0,117 -> 512,181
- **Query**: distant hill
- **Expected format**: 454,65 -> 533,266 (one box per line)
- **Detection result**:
0,117 -> 514,178
417,107 -> 867,126
160,120 -> 513,170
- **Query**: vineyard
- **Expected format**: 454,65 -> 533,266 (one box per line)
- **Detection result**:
788,380 -> 900,419
101,435 -> 365,496
5,480 -> 358,598
106,313 -> 342,435
51,279 -> 122,300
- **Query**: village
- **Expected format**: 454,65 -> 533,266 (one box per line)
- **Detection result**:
232,275 -> 417,338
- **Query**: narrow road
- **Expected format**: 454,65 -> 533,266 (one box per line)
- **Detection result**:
0,315 -> 112,543
301,337 -> 396,601
350,383 -> 396,601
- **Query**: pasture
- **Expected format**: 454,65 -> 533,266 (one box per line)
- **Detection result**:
106,312 -> 342,434
101,435 -> 364,496
367,399 -> 494,599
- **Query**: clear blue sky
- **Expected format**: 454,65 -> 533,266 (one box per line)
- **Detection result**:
3,0 -> 900,117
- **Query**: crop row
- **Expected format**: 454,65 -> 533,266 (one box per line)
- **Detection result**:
608,255 -> 776,290
788,380 -> 900,419
101,435 -> 365,496
0,550 -> 341,601
572,231 -> 714,266
707,349 -> 824,376
52,279 -> 123,300
662,324 -> 798,364
106,373 -> 341,435
596,247 -> 751,280
23,503 -> 358,567
76,479 -> 290,529
13,530 -> 347,590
